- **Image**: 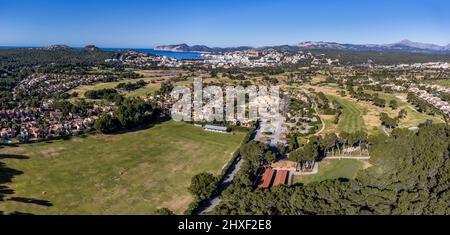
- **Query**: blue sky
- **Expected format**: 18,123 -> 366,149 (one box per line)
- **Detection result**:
1,0 -> 449,48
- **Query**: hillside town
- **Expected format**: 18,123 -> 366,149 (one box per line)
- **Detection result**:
109,49 -> 339,68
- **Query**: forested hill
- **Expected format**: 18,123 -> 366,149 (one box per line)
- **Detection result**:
214,124 -> 450,215
0,47 -> 115,68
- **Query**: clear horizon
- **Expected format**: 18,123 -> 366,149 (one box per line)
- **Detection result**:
1,0 -> 450,48
1,39 -> 450,50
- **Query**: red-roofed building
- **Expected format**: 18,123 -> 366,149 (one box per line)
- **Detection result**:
258,168 -> 275,190
273,170 -> 288,186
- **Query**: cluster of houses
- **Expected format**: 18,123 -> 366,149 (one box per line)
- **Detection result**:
108,49 -> 449,72
391,62 -> 449,69
330,61 -> 449,83
409,86 -> 450,117
0,102 -> 118,143
283,91 -> 319,135
285,116 -> 319,135
380,83 -> 407,92
13,73 -> 108,98
1,66 -> 152,144
422,84 -> 450,94
359,77 -> 450,117
202,50 -> 326,68
251,90 -> 321,147
0,109 -> 99,143
112,49 -> 340,69
361,62 -> 449,71
112,51 -> 190,68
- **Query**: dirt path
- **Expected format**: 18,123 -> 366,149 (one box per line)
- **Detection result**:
313,103 -> 326,136
382,126 -> 391,136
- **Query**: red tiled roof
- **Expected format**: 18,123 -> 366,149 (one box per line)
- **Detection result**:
273,170 -> 288,186
258,168 -> 275,189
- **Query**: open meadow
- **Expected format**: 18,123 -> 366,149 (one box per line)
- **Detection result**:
292,159 -> 368,185
327,95 -> 367,133
70,71 -> 164,98
364,91 -> 445,127
0,121 -> 247,214
423,79 -> 450,88
305,84 -> 443,135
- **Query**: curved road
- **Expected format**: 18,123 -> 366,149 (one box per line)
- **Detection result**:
313,102 -> 326,136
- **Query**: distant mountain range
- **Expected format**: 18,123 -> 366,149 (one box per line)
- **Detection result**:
155,40 -> 450,54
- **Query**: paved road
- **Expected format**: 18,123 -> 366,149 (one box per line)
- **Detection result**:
197,157 -> 244,215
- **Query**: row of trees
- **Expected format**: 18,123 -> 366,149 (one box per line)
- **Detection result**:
289,136 -> 322,170
239,130 -> 371,178
93,98 -> 155,133
84,88 -> 118,100
116,79 -> 146,91
380,109 -> 408,129
323,131 -> 369,156
289,131 -> 370,161
380,112 -> 399,129
188,172 -> 219,201
52,99 -> 94,117
407,92 -> 434,114
316,92 -> 339,115
347,86 -> 400,110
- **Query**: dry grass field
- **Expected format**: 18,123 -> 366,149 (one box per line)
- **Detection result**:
0,121 -> 247,215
